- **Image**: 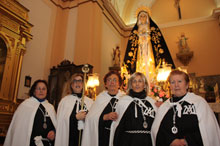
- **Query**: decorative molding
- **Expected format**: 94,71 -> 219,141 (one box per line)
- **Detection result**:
213,7 -> 220,17
0,0 -> 28,20
0,100 -> 17,137
0,0 -> 33,41
0,13 -> 20,33
61,0 -> 74,2
158,16 -> 216,29
50,0 -> 97,9
0,102 -> 14,114
213,8 -> 220,25
102,0 -> 132,37
102,0 -> 131,31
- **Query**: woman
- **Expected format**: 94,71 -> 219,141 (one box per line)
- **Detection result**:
109,72 -> 157,146
151,70 -> 220,146
54,73 -> 93,146
4,80 -> 57,146
82,71 -> 124,146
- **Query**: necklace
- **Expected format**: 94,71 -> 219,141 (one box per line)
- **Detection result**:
141,105 -> 148,129
109,98 -> 118,112
171,98 -> 184,134
38,106 -> 48,129
134,99 -> 148,129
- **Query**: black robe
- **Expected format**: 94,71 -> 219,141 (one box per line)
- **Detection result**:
156,96 -> 203,146
69,100 -> 81,146
113,100 -> 155,146
30,104 -> 55,146
69,98 -> 88,146
110,90 -> 156,146
98,97 -> 118,146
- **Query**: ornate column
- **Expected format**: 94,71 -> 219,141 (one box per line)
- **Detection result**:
0,0 -> 32,137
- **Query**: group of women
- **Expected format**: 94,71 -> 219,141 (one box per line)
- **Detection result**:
3,70 -> 220,146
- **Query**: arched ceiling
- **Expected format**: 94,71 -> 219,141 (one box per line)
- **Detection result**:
109,0 -> 156,25
58,0 -> 220,25
109,0 -> 220,25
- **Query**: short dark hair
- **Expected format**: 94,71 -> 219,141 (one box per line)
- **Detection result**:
103,71 -> 123,87
29,79 -> 49,98
167,69 -> 190,84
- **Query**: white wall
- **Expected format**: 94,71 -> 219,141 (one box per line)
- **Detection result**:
17,0 -> 57,99
64,8 -> 78,62
99,16 -> 123,91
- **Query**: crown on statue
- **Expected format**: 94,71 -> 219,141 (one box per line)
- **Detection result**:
135,6 -> 152,18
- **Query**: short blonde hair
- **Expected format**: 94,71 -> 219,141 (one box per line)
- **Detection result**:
127,72 -> 149,95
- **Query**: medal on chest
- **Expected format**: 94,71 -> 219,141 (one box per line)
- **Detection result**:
39,106 -> 48,129
171,99 -> 184,134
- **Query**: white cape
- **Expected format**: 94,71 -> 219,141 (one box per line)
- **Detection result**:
54,95 -> 93,146
109,95 -> 157,146
81,90 -> 125,146
4,97 -> 57,146
151,92 -> 220,146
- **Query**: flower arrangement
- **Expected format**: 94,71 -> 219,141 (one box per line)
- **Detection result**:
150,83 -> 170,102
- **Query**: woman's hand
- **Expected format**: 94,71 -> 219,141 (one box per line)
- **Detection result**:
47,130 -> 55,141
76,111 -> 87,120
103,112 -> 118,121
170,139 -> 187,146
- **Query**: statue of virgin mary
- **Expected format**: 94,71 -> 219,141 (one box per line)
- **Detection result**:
123,7 -> 175,82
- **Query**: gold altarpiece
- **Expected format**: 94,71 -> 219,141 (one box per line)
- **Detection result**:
0,0 -> 32,137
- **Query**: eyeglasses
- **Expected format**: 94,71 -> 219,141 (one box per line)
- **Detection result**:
73,79 -> 83,84
107,78 -> 118,83
35,88 -> 47,91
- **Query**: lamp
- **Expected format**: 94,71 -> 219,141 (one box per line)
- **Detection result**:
157,62 -> 172,101
157,63 -> 172,82
86,73 -> 99,100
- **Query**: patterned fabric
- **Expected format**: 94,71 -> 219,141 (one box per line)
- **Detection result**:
123,16 -> 175,74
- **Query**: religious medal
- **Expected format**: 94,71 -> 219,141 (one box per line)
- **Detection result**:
171,126 -> 178,134
171,98 -> 184,135
43,123 -> 47,129
143,121 -> 148,129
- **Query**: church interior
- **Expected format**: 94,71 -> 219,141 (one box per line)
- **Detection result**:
0,0 -> 220,144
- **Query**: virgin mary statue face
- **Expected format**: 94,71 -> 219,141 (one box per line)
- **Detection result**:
138,11 -> 148,25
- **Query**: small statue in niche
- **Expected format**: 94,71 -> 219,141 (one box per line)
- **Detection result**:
176,33 -> 194,66
112,46 -> 120,67
199,79 -> 206,94
178,33 -> 190,53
